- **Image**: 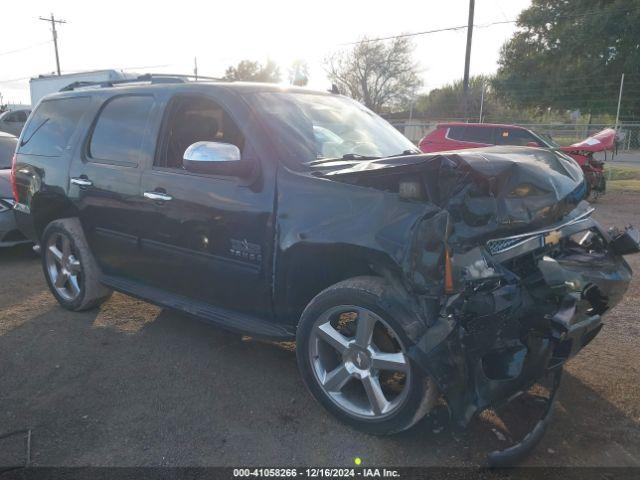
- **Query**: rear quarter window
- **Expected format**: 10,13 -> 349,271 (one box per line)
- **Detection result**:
18,97 -> 89,157
447,125 -> 494,144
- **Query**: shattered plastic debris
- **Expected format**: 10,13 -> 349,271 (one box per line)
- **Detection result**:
492,429 -> 507,442
466,259 -> 496,279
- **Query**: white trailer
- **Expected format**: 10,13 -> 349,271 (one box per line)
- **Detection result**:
29,70 -> 138,105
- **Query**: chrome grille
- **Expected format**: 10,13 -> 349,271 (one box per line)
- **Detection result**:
486,237 -> 530,255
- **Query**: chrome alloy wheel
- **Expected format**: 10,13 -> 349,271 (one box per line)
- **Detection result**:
309,305 -> 411,419
45,232 -> 82,302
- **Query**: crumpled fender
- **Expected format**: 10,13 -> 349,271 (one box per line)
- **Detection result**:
560,128 -> 616,154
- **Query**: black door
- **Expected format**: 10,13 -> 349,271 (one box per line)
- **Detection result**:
137,93 -> 275,318
69,94 -> 161,279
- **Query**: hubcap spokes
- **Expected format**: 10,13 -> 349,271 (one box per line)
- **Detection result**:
46,233 -> 82,301
310,306 -> 410,419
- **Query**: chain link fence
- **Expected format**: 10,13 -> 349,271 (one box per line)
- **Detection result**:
389,120 -> 640,151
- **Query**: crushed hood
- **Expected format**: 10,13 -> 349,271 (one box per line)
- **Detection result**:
560,128 -> 616,154
318,146 -> 586,249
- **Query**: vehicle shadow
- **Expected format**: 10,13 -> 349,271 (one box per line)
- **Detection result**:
113,307 -> 640,466
0,297 -> 638,467
0,243 -> 37,263
382,367 -> 640,467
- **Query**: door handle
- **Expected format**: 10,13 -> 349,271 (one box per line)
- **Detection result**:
70,177 -> 93,187
144,191 -> 173,202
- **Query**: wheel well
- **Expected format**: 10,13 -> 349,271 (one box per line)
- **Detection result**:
275,244 -> 401,325
32,194 -> 79,241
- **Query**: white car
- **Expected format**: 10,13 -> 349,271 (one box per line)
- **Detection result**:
0,109 -> 30,137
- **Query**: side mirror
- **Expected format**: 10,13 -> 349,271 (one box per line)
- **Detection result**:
527,141 -> 541,148
183,141 -> 248,176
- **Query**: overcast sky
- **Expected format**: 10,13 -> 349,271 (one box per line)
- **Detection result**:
1,0 -> 530,105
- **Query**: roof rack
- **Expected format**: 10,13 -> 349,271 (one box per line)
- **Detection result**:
59,73 -> 225,92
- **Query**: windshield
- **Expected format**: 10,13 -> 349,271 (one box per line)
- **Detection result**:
533,131 -> 560,148
251,92 -> 417,166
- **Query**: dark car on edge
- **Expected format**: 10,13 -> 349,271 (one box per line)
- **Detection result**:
0,131 -> 29,247
11,76 -> 638,464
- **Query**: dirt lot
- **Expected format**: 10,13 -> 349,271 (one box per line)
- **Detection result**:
1,192 -> 639,468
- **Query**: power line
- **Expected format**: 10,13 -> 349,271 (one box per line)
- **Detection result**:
343,4 -> 640,45
0,75 -> 33,84
0,40 -> 52,57
341,20 -> 515,45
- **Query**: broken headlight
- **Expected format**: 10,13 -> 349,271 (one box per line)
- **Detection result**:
509,183 -> 547,198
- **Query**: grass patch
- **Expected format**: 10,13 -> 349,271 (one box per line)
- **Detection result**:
605,165 -> 640,181
599,165 -> 640,192
607,179 -> 640,192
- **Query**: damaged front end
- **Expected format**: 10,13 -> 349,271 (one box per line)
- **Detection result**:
320,146 -> 637,463
419,202 -> 634,425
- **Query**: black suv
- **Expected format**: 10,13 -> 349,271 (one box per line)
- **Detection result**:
11,77 -> 637,461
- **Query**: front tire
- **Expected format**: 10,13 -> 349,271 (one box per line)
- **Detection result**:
296,276 -> 436,435
41,218 -> 112,311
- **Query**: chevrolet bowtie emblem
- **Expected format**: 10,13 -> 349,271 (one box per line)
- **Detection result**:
545,230 -> 562,245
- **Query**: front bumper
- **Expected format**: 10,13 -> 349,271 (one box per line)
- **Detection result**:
410,203 -> 634,427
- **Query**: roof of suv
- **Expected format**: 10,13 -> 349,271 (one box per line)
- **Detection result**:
44,80 -> 333,101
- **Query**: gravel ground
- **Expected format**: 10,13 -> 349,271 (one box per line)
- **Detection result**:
0,192 -> 639,467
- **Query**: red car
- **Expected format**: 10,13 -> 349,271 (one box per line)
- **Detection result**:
419,122 -> 615,196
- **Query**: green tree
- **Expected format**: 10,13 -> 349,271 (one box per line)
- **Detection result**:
223,59 -> 281,83
415,75 -> 533,122
494,0 -> 640,119
325,37 -> 422,113
416,76 -> 487,120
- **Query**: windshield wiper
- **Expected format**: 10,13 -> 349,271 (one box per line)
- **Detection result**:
308,153 -> 381,166
387,149 -> 421,157
20,117 -> 49,146
341,153 -> 381,160
308,150 -> 418,166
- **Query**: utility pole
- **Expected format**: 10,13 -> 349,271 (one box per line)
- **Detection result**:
615,72 -> 624,130
462,0 -> 475,120
39,13 -> 66,76
194,57 -> 198,81
478,85 -> 484,123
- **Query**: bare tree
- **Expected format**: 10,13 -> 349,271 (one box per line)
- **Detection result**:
325,37 -> 422,112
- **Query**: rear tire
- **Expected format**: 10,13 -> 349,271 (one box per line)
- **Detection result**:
41,218 -> 112,311
296,276 -> 437,435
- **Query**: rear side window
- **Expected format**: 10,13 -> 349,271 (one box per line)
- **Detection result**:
19,98 -> 88,157
447,125 -> 494,144
89,95 -> 154,165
